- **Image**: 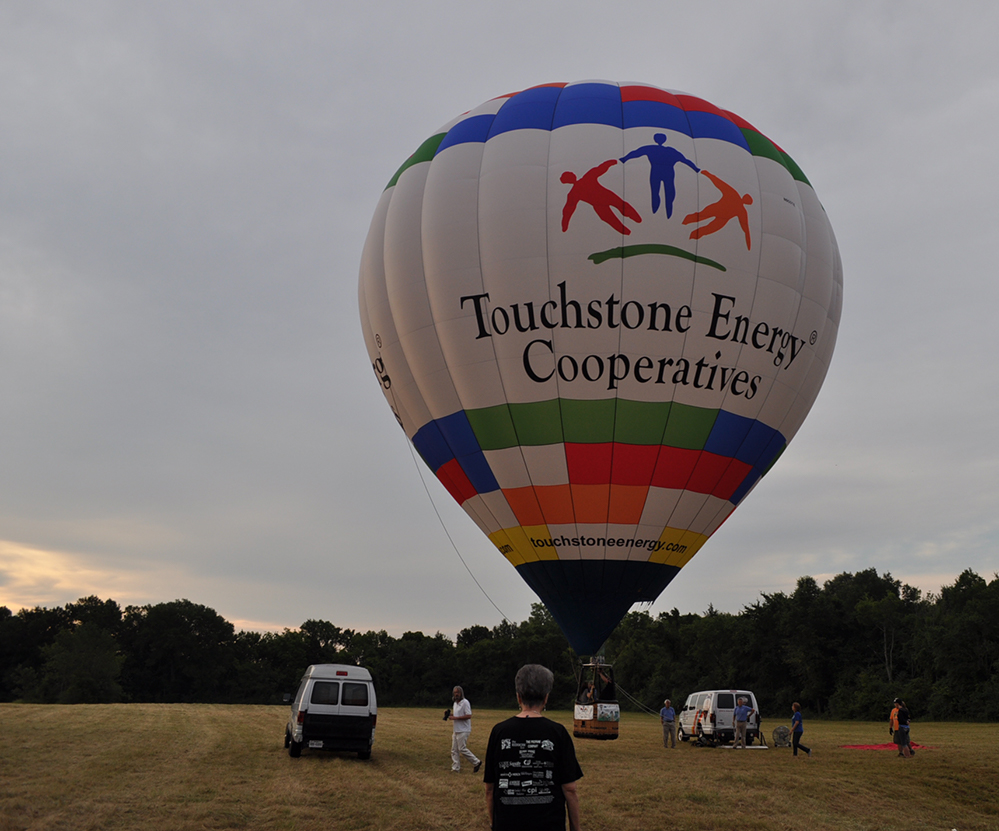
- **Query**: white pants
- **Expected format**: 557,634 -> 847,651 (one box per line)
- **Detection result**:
451,730 -> 479,770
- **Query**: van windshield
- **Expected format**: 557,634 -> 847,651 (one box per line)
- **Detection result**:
311,681 -> 340,706
342,682 -> 369,707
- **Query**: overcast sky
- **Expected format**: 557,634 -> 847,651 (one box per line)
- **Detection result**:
1,0 -> 997,638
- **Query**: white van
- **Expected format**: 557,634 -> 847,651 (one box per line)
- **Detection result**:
284,664 -> 377,759
677,689 -> 760,745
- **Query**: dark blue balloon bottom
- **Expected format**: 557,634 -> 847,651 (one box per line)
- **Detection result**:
515,559 -> 682,655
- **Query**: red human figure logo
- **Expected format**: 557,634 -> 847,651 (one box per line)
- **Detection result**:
683,169 -> 753,250
561,159 -> 642,235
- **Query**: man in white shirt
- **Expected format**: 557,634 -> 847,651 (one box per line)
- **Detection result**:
449,685 -> 481,773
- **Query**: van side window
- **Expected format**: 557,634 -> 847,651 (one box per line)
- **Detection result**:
716,693 -> 735,709
311,681 -> 340,706
342,682 -> 369,707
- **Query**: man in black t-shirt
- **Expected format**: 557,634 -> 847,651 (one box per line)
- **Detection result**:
484,664 -> 583,831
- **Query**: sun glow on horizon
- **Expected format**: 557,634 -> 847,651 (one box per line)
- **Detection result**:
0,539 -> 176,613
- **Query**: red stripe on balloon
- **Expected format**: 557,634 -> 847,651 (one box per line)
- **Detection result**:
564,443 -> 755,502
565,443 -> 613,484
686,454 -> 754,500
436,459 -> 477,504
619,85 -> 684,108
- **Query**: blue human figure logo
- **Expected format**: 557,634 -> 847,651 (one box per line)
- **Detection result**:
620,133 -> 700,218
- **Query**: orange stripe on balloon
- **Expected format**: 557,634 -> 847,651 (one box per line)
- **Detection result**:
534,484 -> 575,525
503,486 -> 545,527
608,485 -> 649,524
570,484 -> 610,524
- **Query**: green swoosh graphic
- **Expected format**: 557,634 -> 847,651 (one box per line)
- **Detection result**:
588,244 -> 727,272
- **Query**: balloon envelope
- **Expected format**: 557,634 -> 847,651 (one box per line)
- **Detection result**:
359,81 -> 842,654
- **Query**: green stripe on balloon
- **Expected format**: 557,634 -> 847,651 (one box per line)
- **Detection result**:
778,151 -> 810,186
385,133 -> 446,190
739,127 -> 811,186
465,399 -> 719,451
560,399 -> 616,442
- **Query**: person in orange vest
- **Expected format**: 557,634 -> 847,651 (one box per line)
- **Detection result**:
889,697 -> 913,758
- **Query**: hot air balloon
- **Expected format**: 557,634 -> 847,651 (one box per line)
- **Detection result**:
358,81 -> 842,659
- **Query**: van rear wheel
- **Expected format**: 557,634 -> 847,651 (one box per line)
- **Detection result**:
358,750 -> 371,760
289,739 -> 302,758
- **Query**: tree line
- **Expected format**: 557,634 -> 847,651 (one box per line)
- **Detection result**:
1,567 -> 997,721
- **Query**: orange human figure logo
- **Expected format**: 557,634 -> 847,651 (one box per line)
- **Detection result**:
561,159 -> 642,235
683,169 -> 753,250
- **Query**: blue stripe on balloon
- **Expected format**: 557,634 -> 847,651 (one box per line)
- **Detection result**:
436,410 -> 481,458
703,410 -> 753,458
456,450 -> 500,494
489,85 -> 563,137
435,113 -> 496,155
741,421 -> 786,466
686,111 -> 750,149
704,411 -> 784,465
729,434 -> 787,505
551,82 -> 623,129
433,84 -> 755,156
412,413 -> 500,494
729,471 -> 760,506
412,420 -> 453,472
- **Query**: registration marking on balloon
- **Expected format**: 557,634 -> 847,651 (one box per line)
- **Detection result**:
359,81 -> 842,654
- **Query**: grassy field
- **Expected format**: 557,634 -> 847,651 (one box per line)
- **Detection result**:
1,704 -> 997,831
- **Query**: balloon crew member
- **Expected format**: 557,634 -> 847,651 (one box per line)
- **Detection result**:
484,664 -> 583,831
733,697 -> 755,748
660,699 -> 677,748
449,686 -> 481,773
790,702 -> 811,757
889,697 -> 913,758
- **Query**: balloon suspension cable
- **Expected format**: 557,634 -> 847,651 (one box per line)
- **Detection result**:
405,436 -> 510,623
614,683 -> 660,716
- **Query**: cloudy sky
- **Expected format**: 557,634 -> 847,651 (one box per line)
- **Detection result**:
1,0 -> 997,638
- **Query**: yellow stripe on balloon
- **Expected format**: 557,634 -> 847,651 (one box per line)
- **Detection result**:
650,528 -> 709,567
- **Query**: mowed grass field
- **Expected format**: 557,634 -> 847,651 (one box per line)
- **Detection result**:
1,704 -> 997,831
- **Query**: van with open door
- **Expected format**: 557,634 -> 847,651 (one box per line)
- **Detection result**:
677,689 -> 759,746
284,664 -> 377,759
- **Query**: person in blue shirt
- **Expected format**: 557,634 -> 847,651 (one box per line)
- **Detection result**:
790,702 -> 811,757
733,697 -> 755,748
660,699 -> 676,748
